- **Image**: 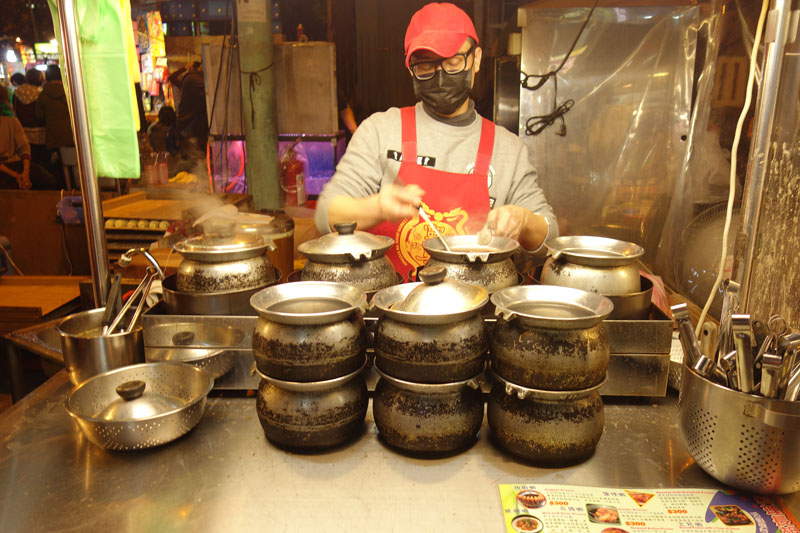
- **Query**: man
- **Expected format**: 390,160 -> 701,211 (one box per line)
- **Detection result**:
315,3 -> 556,279
168,61 -> 209,155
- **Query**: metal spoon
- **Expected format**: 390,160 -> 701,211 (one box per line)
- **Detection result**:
418,207 -> 452,252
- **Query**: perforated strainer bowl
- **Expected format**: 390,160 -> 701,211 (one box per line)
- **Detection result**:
678,364 -> 800,494
65,362 -> 213,451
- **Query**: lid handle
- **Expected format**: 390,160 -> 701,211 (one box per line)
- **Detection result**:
334,221 -> 357,235
173,331 -> 195,346
419,266 -> 447,285
116,380 -> 146,401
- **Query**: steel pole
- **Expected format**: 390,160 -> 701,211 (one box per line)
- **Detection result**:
56,0 -> 109,307
735,0 -> 792,308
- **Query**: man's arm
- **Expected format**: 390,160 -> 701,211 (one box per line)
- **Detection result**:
315,110 -> 424,233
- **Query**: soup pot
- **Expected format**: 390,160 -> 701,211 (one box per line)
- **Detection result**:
256,363 -> 368,450
298,222 -> 398,293
373,368 -> 484,454
488,370 -> 606,464
540,235 -> 643,296
421,235 -> 519,293
371,267 -> 488,383
490,285 -> 613,390
250,281 -> 368,381
175,233 -> 276,293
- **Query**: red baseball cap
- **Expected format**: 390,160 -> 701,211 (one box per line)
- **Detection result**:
404,3 -> 479,67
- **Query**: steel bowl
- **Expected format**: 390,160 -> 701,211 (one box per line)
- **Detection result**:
250,281 -> 367,325
65,362 -> 213,450
491,285 -> 614,329
162,270 -> 280,316
544,235 -> 644,267
423,234 -> 519,264
174,232 -> 275,262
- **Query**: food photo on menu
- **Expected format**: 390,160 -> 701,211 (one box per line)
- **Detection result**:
586,504 -> 622,524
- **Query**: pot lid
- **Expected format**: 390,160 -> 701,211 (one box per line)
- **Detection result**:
250,281 -> 368,325
174,233 -> 274,262
423,235 -> 519,264
372,266 -> 488,324
298,222 -> 394,263
491,285 -> 614,329
96,380 -> 185,421
545,235 -> 644,267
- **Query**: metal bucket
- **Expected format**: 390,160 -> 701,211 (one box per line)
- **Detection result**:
58,308 -> 145,385
679,364 -> 800,494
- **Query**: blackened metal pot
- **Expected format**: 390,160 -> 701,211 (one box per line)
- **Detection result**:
298,222 -> 398,293
256,364 -> 368,450
373,315 -> 487,383
488,370 -> 606,464
250,282 -> 368,382
175,233 -> 277,293
421,235 -> 519,293
253,313 -> 367,381
372,369 -> 484,454
490,285 -> 613,390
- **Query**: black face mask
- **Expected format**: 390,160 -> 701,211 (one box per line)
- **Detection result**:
412,68 -> 472,116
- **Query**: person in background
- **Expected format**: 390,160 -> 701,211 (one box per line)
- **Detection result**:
315,2 -> 556,280
13,69 -> 45,129
147,105 -> 176,153
36,65 -> 75,150
167,61 -> 208,155
9,73 -> 26,95
0,85 -> 57,190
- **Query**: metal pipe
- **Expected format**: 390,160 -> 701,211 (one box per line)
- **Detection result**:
736,0 -> 793,307
55,0 -> 110,307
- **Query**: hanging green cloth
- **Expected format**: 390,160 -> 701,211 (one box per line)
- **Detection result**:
48,0 -> 140,179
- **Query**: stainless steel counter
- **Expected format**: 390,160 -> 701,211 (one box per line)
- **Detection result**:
1,372 -> 798,532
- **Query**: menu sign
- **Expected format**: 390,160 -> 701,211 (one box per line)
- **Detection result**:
499,484 -> 799,532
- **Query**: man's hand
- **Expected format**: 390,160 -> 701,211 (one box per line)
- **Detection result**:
486,205 -> 529,241
487,205 -> 550,251
16,168 -> 32,190
378,183 -> 425,223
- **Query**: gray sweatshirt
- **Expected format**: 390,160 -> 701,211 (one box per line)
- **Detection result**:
315,101 -> 558,247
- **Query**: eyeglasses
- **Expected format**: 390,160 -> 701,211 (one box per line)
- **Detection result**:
409,46 -> 474,81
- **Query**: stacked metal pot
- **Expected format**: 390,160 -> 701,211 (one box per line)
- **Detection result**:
419,235 -> 520,294
540,235 -> 648,319
487,285 -> 614,464
250,282 -> 370,450
165,232 -> 280,315
295,222 -> 399,296
370,267 -> 488,454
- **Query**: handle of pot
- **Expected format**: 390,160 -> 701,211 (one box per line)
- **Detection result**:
116,380 -> 146,401
465,252 -> 491,264
334,221 -> 357,235
743,401 -> 800,430
493,306 -> 517,322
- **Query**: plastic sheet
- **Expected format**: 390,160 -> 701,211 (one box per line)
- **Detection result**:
518,5 -> 699,264
47,0 -> 140,179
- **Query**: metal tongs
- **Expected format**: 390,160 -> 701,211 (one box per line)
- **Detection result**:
104,266 -> 160,335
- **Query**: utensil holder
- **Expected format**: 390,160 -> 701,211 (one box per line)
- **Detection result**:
678,363 -> 800,494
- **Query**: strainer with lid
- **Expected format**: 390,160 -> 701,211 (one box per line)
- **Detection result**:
65,362 -> 213,451
678,363 -> 800,494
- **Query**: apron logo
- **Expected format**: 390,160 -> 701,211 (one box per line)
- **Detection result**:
386,150 -> 436,167
466,162 -> 495,189
395,204 -> 469,270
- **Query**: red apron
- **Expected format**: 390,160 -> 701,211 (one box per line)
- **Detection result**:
372,106 -> 494,281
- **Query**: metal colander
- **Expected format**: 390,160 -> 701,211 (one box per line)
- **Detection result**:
678,364 -> 800,494
65,362 -> 213,451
